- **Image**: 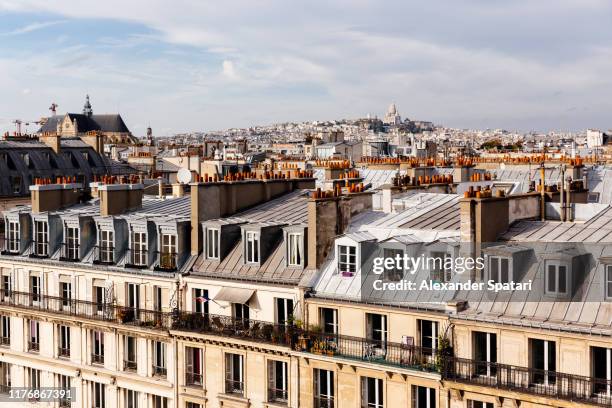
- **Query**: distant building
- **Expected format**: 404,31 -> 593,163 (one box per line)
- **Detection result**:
38,95 -> 137,145
383,103 -> 402,125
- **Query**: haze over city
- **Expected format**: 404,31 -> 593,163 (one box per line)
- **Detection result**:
1,0 -> 612,135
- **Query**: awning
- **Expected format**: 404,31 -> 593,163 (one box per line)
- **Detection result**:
213,287 -> 255,304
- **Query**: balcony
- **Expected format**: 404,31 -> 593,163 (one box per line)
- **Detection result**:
58,347 -> 70,358
268,388 -> 288,404
314,396 -> 334,408
225,379 -> 244,395
28,341 -> 39,352
93,245 -> 114,265
443,357 -> 612,407
125,249 -> 148,269
0,337 -> 9,346
153,365 -> 167,377
91,353 -> 104,365
0,289 -> 172,331
123,359 -> 137,371
185,372 -> 203,386
59,243 -> 80,262
154,251 -> 178,272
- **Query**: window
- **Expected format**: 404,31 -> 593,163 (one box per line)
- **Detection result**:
489,256 -> 510,283
0,362 -> 10,389
11,176 -> 21,194
28,367 -> 41,391
276,298 -> 294,327
338,245 -> 357,275
366,313 -> 387,350
34,220 -> 48,256
592,346 -> 612,396
185,347 -> 203,386
473,332 -> 497,376
361,377 -> 383,408
153,341 -> 167,377
320,308 -> 338,335
314,369 -> 334,408
99,230 -> 114,263
206,228 -> 219,259
529,339 -> 556,385
225,353 -> 244,395
245,231 -> 259,263
92,331 -> 104,365
268,360 -> 288,403
429,251 -> 452,283
0,315 -> 9,346
61,281 -> 72,309
233,303 -> 250,322
127,283 -> 140,311
6,221 -> 19,253
124,336 -> 137,371
153,396 -> 168,408
92,382 -> 106,408
160,234 -> 177,270
94,285 -> 106,314
193,288 -> 209,315
2,275 -> 10,299
383,248 -> 403,282
419,320 -> 438,356
30,275 -> 40,304
131,231 -> 147,266
412,386 -> 436,408
58,375 -> 71,407
186,403 -> 202,408
287,232 -> 302,266
153,286 -> 163,312
28,320 -> 40,352
607,265 -> 612,299
65,226 -> 79,260
58,325 -> 71,357
125,389 -> 138,408
545,261 -> 568,295
468,401 -> 494,408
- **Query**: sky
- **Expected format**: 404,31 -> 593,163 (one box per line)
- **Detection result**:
0,0 -> 611,136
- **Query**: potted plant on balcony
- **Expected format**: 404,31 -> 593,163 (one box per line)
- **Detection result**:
435,333 -> 453,373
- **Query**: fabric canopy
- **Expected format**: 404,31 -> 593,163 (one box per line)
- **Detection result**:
213,287 -> 255,304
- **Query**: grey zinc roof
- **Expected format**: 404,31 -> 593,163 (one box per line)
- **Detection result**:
39,114 -> 131,134
225,190 -> 309,225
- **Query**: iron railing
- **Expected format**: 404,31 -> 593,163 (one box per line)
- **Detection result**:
154,251 -> 178,271
0,237 -> 20,255
59,243 -> 80,262
185,372 -> 203,386
91,353 -> 104,365
314,396 -> 334,408
225,379 -> 244,395
443,357 -> 612,407
268,388 -> 288,403
153,365 -> 167,377
0,337 -> 9,346
28,341 -> 39,352
58,347 -> 70,358
0,384 -> 10,394
93,245 -> 115,265
28,240 -> 49,258
123,359 -> 137,371
125,249 -> 148,268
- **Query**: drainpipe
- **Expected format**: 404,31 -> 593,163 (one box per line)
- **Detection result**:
560,165 -> 566,222
540,163 -> 546,221
566,176 -> 573,222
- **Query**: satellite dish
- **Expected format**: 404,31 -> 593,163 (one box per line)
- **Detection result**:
177,168 -> 192,184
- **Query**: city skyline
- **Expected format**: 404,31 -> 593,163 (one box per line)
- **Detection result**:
1,0 -> 612,135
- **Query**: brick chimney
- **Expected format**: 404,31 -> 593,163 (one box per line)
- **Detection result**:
80,133 -> 104,154
190,175 -> 316,255
460,195 -> 509,243
99,183 -> 143,216
29,179 -> 82,214
39,133 -> 61,154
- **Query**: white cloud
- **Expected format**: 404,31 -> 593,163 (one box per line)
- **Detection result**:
221,60 -> 239,81
0,20 -> 65,36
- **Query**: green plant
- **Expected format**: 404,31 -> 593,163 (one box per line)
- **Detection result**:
435,333 -> 453,372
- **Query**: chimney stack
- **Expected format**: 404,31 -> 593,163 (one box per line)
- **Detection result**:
39,133 -> 61,154
99,183 -> 143,216
30,178 -> 82,214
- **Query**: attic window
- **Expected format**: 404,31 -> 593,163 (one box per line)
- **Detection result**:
488,256 -> 510,284
338,245 -> 356,276
245,231 -> 259,263
287,233 -> 302,266
206,228 -> 220,260
11,176 -> 21,194
606,265 -> 612,300
545,260 -> 569,295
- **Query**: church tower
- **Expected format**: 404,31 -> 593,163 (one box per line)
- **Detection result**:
83,94 -> 93,116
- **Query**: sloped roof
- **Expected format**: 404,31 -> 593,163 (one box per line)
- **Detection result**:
39,113 -> 131,134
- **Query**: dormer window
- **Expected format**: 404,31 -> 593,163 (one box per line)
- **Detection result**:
338,245 -> 356,276
130,231 -> 147,266
63,226 -> 79,261
159,234 -> 177,270
606,265 -> 612,300
489,256 -> 510,284
545,260 -> 569,295
245,231 -> 259,263
6,220 -> 19,254
287,233 -> 302,266
206,228 -> 220,260
33,221 -> 48,257
98,230 -> 114,264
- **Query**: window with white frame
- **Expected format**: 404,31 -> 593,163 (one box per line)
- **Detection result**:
268,360 -> 288,403
419,319 -> 438,355
245,231 -> 259,263
0,362 -> 9,388
2,275 -> 11,298
287,232 -> 302,266
276,298 -> 294,327
61,281 -> 72,309
153,285 -> 163,312
160,233 -> 177,269
6,220 -> 19,253
320,307 -> 338,335
468,401 -> 494,408
473,331 -> 497,377
545,260 -> 569,295
126,283 -> 140,311
193,288 -> 209,315
30,275 -> 40,304
0,315 -> 9,346
99,230 -> 114,263
225,353 -> 244,395
28,319 -> 39,351
124,389 -> 138,408
185,346 -> 203,386
65,226 -> 79,260
92,381 -> 106,408
92,330 -> 104,364
383,248 -> 404,282
429,251 -> 452,283
58,325 -> 71,357
338,245 -> 357,275
131,231 -> 147,265
488,256 -> 510,284
153,341 -> 167,377
412,385 -> 436,408
529,338 -> 556,385
28,367 -> 41,390
592,346 -> 612,396
123,336 -> 137,371
34,220 -> 48,256
58,375 -> 71,405
94,285 -> 106,314
314,369 -> 334,407
153,396 -> 168,408
206,228 -> 219,260
361,377 -> 383,408
366,313 -> 387,347
233,303 -> 250,322
607,265 -> 612,300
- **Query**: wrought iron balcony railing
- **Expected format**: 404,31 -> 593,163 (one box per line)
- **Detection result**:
59,243 -> 80,262
154,251 -> 178,272
27,341 -> 39,352
125,249 -> 148,269
58,347 -> 70,358
314,396 -> 334,408
185,372 -> 203,386
91,353 -> 104,365
123,360 -> 137,371
268,388 -> 288,404
0,237 -> 20,255
225,379 -> 244,395
153,365 -> 167,377
442,357 -> 612,407
93,245 -> 114,265
0,337 -> 9,346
